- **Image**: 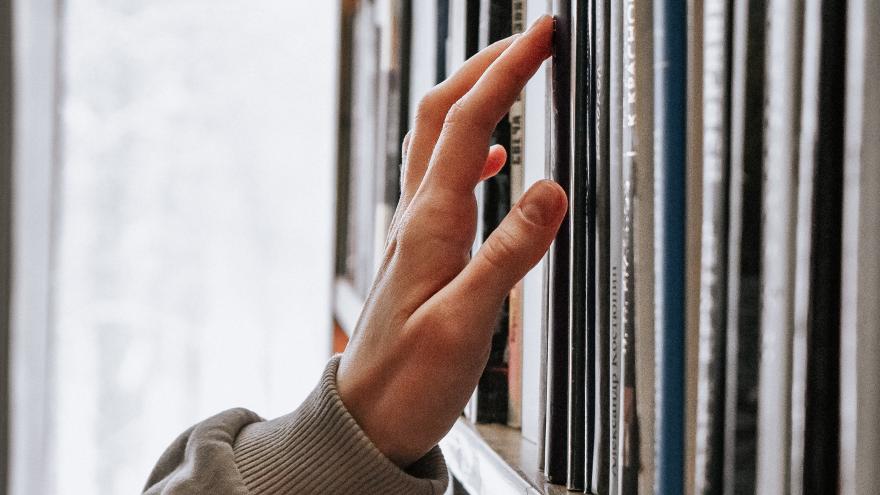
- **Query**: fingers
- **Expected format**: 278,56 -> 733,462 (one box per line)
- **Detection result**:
432,180 -> 567,333
401,34 -> 520,204
421,15 -> 553,196
479,144 -> 507,181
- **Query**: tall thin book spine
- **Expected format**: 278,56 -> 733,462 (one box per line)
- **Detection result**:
618,0 -> 639,489
544,1 -> 573,483
722,0 -> 765,492
607,0 -> 624,491
507,0 -> 527,431
472,0 -> 512,425
591,0 -> 612,492
633,0 -> 656,491
569,0 -> 597,489
652,0 -> 687,492
789,0 -> 845,492
839,0 -> 880,493
755,0 -> 804,492
567,0 -> 589,489
693,0 -> 731,492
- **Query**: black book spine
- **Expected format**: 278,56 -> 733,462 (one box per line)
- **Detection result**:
789,0 -> 845,492
544,1 -> 573,484
591,0 -> 612,492
721,0 -> 765,492
693,0 -> 732,492
436,0 -> 450,83
568,0 -> 595,489
473,0 -> 512,425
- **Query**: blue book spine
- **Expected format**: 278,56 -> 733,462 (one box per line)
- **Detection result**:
652,0 -> 687,494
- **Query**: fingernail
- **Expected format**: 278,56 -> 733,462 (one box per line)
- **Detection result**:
521,180 -> 566,226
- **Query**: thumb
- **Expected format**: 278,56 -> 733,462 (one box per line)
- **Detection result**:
437,180 -> 567,325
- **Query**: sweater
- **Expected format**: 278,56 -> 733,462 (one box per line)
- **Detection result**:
143,355 -> 449,494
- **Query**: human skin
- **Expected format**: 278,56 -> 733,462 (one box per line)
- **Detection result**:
336,15 -> 565,468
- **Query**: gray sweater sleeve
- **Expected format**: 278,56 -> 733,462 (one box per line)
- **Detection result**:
143,355 -> 449,494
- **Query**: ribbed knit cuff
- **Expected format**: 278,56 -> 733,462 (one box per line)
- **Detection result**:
233,355 -> 449,494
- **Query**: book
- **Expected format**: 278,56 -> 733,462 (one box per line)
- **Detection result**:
591,0 -> 612,492
788,0 -> 845,492
544,0 -> 573,484
756,0 -> 804,492
568,0 -> 594,489
693,0 -> 731,492
652,0 -> 688,492
436,0 -> 450,82
839,1 -> 880,492
632,0 -> 656,491
618,0 -> 640,488
522,0 -> 551,453
347,2 -> 381,298
721,0 -> 765,492
470,0 -> 512,425
607,0 -> 624,491
409,0 -> 438,127
371,0 -> 410,275
683,1 -> 703,493
507,0 -> 527,430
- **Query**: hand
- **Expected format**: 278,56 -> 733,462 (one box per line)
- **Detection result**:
336,15 -> 566,468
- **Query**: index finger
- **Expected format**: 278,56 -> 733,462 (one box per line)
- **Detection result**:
420,15 -> 554,196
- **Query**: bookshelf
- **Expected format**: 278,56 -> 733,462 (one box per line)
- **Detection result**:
334,0 -> 880,493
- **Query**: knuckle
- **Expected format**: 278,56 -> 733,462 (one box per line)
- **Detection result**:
443,98 -> 471,126
443,97 -> 493,135
414,90 -> 445,128
481,226 -> 519,271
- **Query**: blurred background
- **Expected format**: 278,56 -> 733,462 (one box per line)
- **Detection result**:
2,1 -> 340,493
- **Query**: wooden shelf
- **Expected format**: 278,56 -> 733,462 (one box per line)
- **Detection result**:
440,419 -> 569,495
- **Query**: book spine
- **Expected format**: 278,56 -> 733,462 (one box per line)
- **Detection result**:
568,0 -> 594,489
544,0 -> 573,483
506,0 -> 527,431
633,0 -> 655,491
591,0 -> 612,492
693,0 -> 731,492
721,0 -> 765,492
684,2 -> 703,493
652,0 -> 687,492
619,0 -> 639,490
472,0 -> 513,425
755,0 -> 804,492
839,2 -> 880,493
607,0 -> 623,492
793,0 -> 847,492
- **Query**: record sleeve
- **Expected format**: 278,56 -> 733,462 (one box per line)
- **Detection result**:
652,0 -> 688,492
839,2 -> 880,493
568,0 -> 595,488
721,0 -> 765,492
693,0 -> 731,492
756,0 -> 804,492
788,0 -> 845,492
607,0 -> 624,491
591,0 -> 612,491
544,0 -> 573,483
